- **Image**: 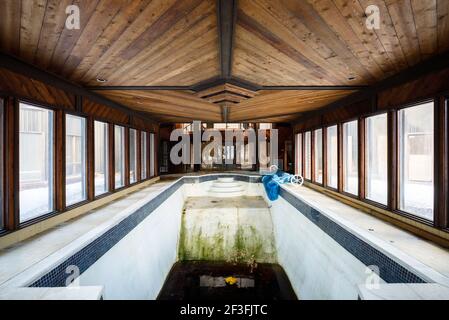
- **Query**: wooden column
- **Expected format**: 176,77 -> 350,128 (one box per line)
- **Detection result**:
86,117 -> 95,200
435,97 -> 448,228
4,97 -> 18,230
358,118 -> 366,200
388,111 -> 398,211
55,109 -> 65,211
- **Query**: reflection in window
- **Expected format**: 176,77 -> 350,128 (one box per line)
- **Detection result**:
366,114 -> 388,205
149,133 -> 155,177
115,126 -> 125,188
66,115 -> 87,206
19,103 -> 54,222
314,129 -> 323,183
0,99 -> 3,229
304,131 -> 311,180
399,102 -> 434,220
141,132 -> 147,180
295,133 -> 302,176
94,121 -> 108,196
343,120 -> 358,195
129,129 -> 137,184
327,125 -> 338,189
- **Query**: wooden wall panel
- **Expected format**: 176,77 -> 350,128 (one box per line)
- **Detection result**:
0,67 -> 75,109
377,68 -> 449,109
82,98 -> 129,125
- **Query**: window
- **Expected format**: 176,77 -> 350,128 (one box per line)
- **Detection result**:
149,133 -> 155,177
19,103 -> 54,222
141,131 -> 148,180
398,102 -> 434,220
295,133 -> 302,176
304,131 -> 311,180
129,129 -> 137,184
327,125 -> 338,189
94,121 -> 108,196
66,115 -> 87,206
314,129 -> 323,183
0,99 -> 3,229
343,120 -> 358,195
366,114 -> 388,205
115,126 -> 125,188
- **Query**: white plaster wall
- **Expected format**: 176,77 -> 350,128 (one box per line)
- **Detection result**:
77,187 -> 184,300
270,196 -> 375,300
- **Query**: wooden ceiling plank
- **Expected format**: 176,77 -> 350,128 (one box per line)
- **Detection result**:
358,0 -> 409,71
34,0 -> 73,69
95,0 -> 217,86
120,0 -> 204,61
385,0 -> 422,66
78,0 -> 177,84
411,0 -> 438,59
19,0 -> 47,62
238,1 -> 347,84
49,0 -> 101,74
332,0 -> 397,75
307,0 -> 385,80
437,0 -> 449,53
0,0 -> 21,56
268,0 -> 375,82
68,0 -> 152,81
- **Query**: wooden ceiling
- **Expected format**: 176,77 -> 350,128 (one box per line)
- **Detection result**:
0,0 -> 448,123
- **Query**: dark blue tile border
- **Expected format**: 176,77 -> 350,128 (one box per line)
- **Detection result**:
29,175 -> 425,287
279,187 -> 426,284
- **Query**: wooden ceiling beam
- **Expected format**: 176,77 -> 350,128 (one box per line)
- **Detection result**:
217,0 -> 238,79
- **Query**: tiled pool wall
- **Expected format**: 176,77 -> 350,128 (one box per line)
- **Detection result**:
28,174 -> 426,298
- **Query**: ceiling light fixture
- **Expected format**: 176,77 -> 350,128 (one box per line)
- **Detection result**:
96,78 -> 108,83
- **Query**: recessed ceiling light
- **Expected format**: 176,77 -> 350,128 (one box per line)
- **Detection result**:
96,78 -> 108,83
348,76 -> 356,81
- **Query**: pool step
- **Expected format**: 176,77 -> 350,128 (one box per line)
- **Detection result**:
209,178 -> 245,197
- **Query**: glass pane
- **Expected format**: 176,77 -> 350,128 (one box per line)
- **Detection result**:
327,125 -> 338,189
399,102 -> 434,220
314,129 -> 323,183
141,132 -> 147,180
65,115 -> 87,206
304,132 -> 311,180
295,133 -> 302,176
366,114 -> 388,205
115,126 -> 125,188
0,99 -> 3,229
343,120 -> 358,195
149,133 -> 155,177
129,129 -> 137,184
19,103 -> 54,222
94,121 -> 108,196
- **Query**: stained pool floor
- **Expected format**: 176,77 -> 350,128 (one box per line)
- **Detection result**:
157,261 -> 297,300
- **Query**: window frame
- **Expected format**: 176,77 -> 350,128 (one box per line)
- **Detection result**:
93,120 -> 110,198
64,112 -> 88,208
342,119 -> 359,197
395,99 -> 436,223
17,100 -> 58,226
129,128 -> 138,185
326,124 -> 339,190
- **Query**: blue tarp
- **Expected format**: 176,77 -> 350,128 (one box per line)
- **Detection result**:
262,170 -> 294,201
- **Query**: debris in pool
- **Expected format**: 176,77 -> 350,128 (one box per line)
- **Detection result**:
369,228 -> 374,232
225,276 -> 238,286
